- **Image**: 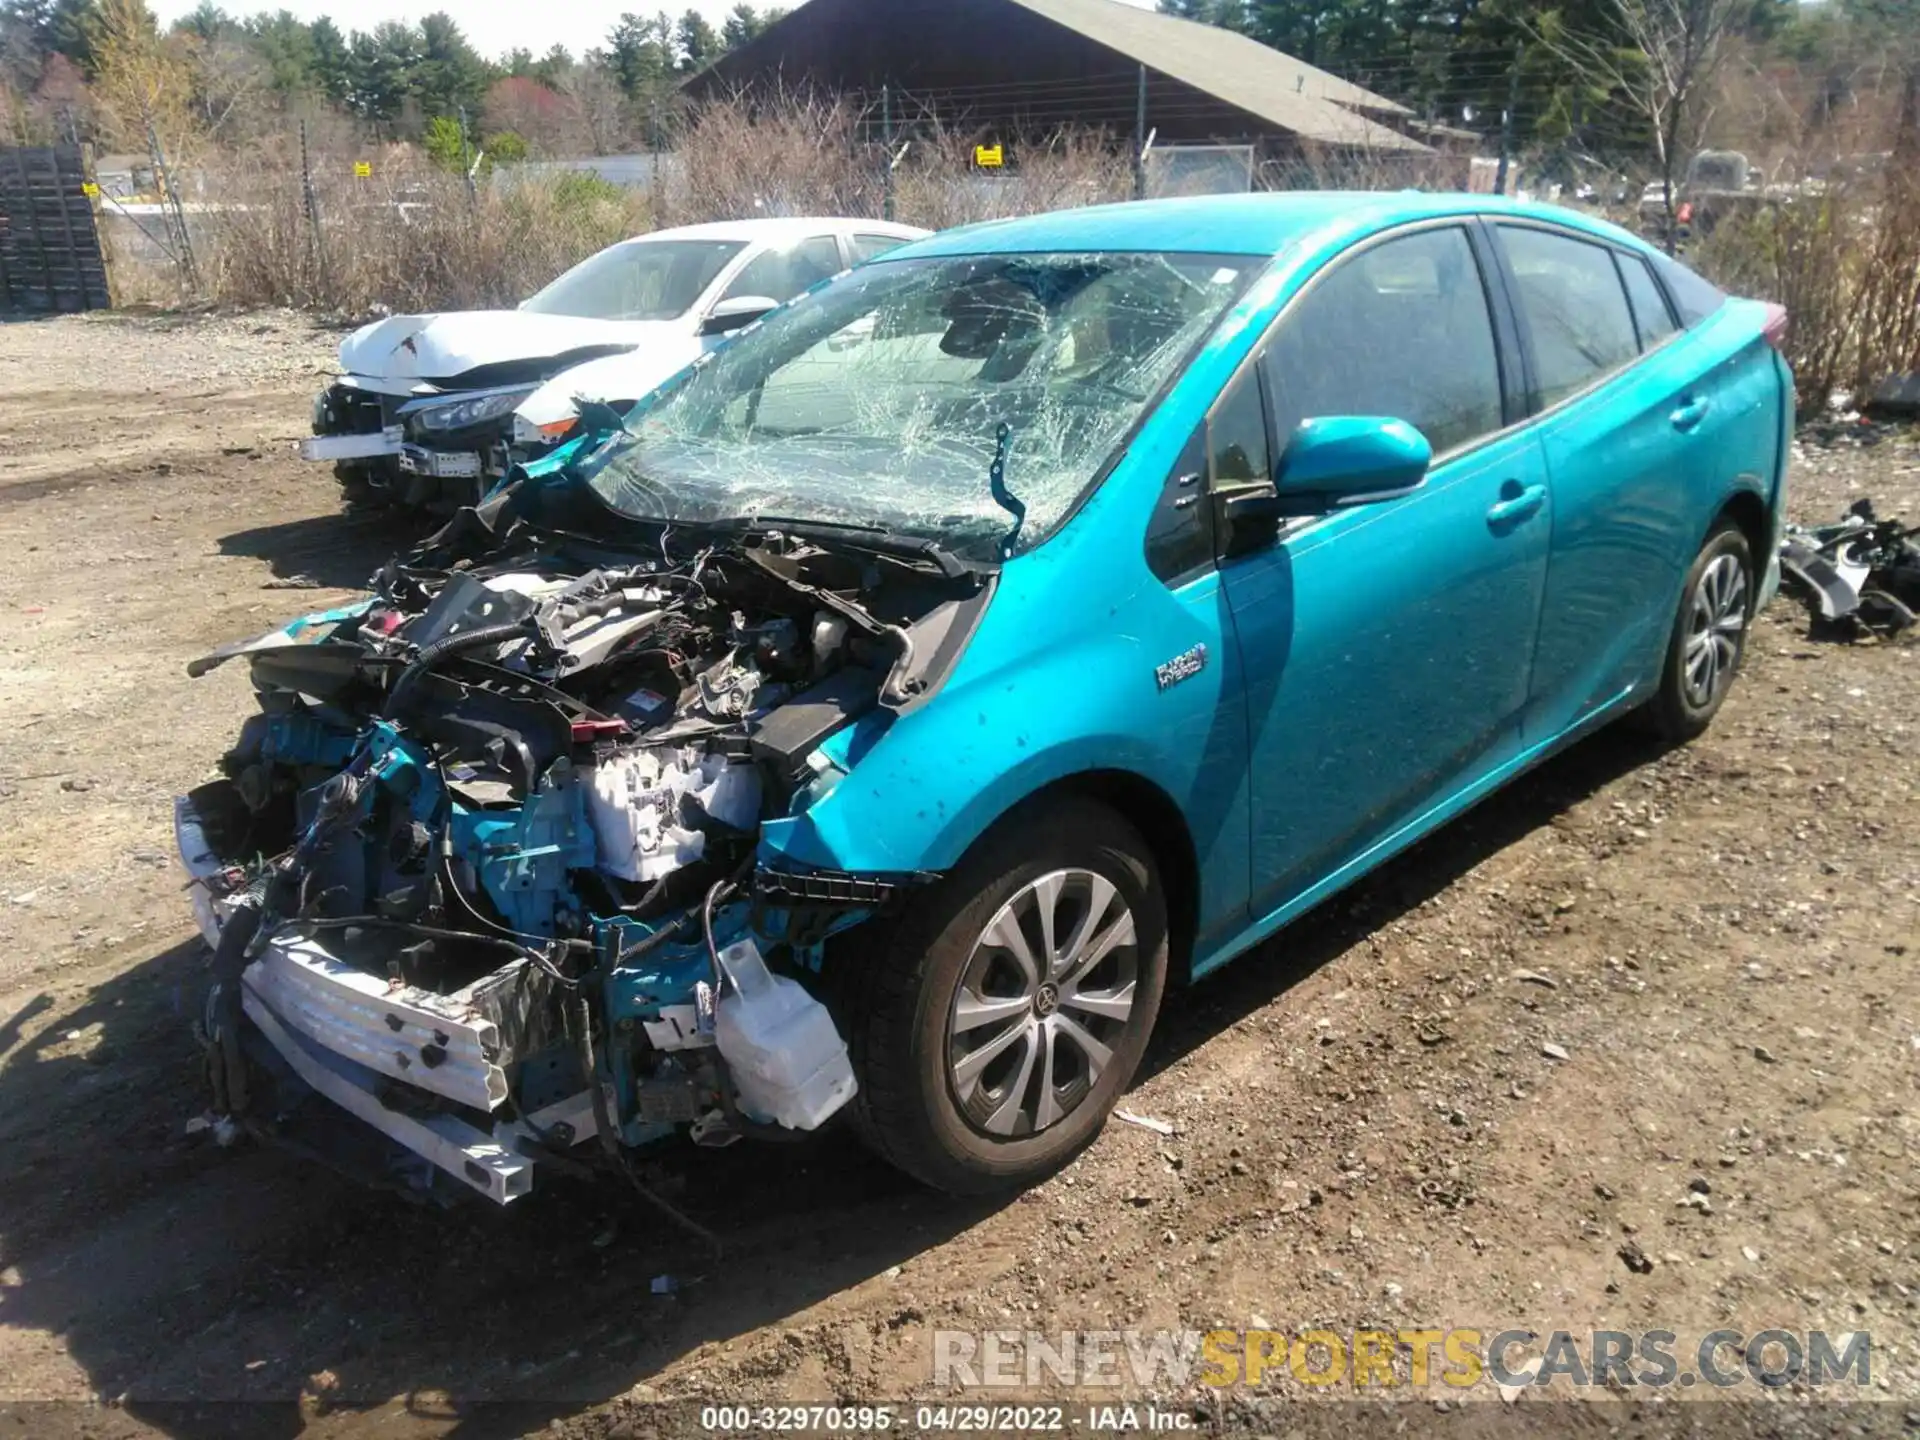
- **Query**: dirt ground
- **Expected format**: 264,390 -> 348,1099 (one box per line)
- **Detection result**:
0,310 -> 1915,1439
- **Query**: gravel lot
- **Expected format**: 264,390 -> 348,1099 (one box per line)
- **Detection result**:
0,310 -> 1915,1438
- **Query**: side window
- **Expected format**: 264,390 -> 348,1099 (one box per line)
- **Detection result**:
1144,430 -> 1213,583
1208,363 -> 1270,493
1497,225 -> 1641,408
848,232 -> 909,264
1262,226 -> 1503,458
719,236 -> 844,305
1649,251 -> 1728,326
1618,252 -> 1680,350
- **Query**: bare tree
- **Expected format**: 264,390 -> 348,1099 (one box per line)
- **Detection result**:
558,57 -> 632,157
1535,0 -> 1743,250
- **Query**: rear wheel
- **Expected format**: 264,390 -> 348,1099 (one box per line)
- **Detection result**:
844,797 -> 1167,1194
1641,520 -> 1753,742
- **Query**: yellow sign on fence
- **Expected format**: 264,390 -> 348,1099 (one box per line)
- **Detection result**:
353,160 -> 372,178
973,143 -> 1004,169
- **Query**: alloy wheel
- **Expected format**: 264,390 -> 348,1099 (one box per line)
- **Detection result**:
946,868 -> 1139,1138
1683,551 -> 1748,708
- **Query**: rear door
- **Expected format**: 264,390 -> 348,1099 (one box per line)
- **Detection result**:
1493,222 -> 1720,738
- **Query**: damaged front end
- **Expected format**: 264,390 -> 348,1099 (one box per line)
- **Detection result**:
179,476 -> 986,1204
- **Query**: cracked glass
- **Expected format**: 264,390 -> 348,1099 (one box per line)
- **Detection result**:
589,252 -> 1255,563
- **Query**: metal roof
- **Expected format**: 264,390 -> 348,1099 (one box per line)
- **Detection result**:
691,0 -> 1432,154
1003,0 -> 1425,150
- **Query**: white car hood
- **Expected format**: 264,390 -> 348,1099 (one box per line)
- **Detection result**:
339,311 -> 683,389
515,341 -> 708,430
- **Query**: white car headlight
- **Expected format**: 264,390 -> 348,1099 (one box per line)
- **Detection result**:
413,388 -> 533,433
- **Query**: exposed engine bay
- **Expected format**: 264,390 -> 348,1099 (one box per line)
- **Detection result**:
177,480 -> 989,1206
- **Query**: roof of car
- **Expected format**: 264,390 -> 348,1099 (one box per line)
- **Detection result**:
630,217 -> 929,245
889,192 -> 1644,260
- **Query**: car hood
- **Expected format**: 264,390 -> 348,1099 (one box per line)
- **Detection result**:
339,311 -> 684,388
515,343 -> 707,429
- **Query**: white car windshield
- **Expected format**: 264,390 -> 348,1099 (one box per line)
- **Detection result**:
522,239 -> 746,322
588,251 -> 1255,562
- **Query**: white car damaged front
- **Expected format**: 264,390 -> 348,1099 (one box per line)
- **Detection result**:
302,219 -> 927,515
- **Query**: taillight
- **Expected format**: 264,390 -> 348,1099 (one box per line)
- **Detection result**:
1761,303 -> 1789,351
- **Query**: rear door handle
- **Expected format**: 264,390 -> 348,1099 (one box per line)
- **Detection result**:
1671,397 -> 1712,431
1486,482 -> 1547,528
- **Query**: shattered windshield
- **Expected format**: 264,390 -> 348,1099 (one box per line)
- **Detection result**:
522,239 -> 746,321
588,252 -> 1255,561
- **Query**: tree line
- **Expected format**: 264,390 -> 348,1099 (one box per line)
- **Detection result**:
1157,0 -> 1917,180
0,0 -> 786,156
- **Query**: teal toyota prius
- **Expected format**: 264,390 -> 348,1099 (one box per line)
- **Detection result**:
180,193 -> 1792,1206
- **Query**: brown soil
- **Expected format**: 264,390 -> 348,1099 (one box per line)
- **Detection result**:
0,311 -> 1914,1438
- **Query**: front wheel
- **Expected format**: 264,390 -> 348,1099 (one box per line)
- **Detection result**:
1640,519 -> 1754,742
844,797 -> 1168,1194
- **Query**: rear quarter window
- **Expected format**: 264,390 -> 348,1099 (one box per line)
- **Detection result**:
1649,252 -> 1728,325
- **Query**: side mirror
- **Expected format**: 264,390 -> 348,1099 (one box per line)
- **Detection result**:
700,295 -> 778,336
1272,416 -> 1431,515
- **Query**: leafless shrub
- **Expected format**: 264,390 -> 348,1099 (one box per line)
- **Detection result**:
187,137 -> 652,316
894,127 -> 1132,228
131,90 -> 1532,323
1693,145 -> 1920,413
654,88 -> 1132,229
656,89 -> 880,224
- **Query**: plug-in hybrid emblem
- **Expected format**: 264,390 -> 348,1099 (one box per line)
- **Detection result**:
1155,643 -> 1207,691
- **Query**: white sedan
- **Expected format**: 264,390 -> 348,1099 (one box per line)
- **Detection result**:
301,217 -> 927,512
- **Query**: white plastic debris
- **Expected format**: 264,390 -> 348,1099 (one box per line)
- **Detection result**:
586,747 -> 760,883
1114,1109 -> 1176,1136
713,937 -> 857,1131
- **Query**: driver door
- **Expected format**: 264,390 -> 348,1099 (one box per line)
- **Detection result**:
1214,223 -> 1553,919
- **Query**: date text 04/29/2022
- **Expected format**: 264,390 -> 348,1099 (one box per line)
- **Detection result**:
697,1404 -> 1193,1431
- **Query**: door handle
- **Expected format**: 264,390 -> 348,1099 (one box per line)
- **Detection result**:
1486,482 -> 1547,528
1671,396 -> 1712,431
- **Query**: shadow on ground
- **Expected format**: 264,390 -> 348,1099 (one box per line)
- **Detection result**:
0,723 -> 1665,1439
218,509 -> 421,590
1143,722 -> 1666,1075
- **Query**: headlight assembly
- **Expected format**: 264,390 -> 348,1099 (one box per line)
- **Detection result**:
411,388 -> 533,433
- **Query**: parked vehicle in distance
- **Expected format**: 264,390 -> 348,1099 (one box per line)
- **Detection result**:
183,193 -> 1791,1205
302,217 -> 926,513
1638,150 -> 1781,243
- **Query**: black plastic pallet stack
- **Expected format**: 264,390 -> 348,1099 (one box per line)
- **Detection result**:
0,145 -> 112,314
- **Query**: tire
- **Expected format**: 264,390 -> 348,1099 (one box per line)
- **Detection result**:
1640,519 -> 1754,742
842,796 -> 1168,1194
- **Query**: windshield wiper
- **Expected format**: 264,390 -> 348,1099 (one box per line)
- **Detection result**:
717,514 -> 977,579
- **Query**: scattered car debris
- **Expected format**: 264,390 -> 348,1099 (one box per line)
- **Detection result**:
1778,498 -> 1920,636
1864,372 -> 1920,420
1114,1109 -> 1177,1137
